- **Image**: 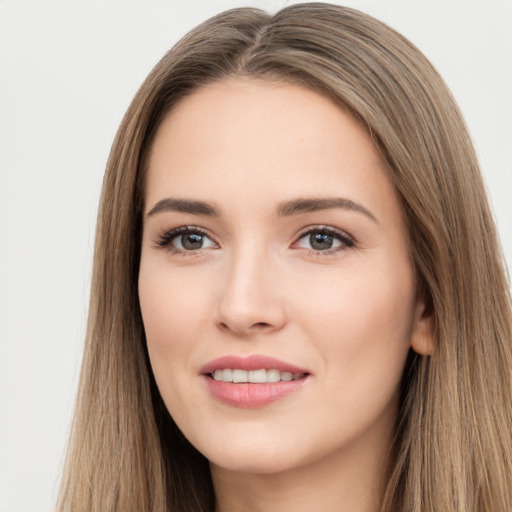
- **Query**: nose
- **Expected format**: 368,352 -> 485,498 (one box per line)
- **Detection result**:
215,246 -> 287,337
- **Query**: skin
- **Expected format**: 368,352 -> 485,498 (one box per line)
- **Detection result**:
139,79 -> 432,512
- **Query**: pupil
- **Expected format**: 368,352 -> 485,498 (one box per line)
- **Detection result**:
182,233 -> 203,250
310,232 -> 333,250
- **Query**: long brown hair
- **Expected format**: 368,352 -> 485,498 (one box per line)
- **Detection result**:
57,4 -> 512,511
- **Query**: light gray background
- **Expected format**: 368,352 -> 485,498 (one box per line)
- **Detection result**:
1,1 -> 510,511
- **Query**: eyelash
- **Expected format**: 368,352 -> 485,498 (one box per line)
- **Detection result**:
296,225 -> 356,256
155,226 -> 214,255
155,225 -> 356,257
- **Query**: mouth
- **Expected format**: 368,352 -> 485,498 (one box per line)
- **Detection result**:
209,368 -> 307,383
200,355 -> 310,408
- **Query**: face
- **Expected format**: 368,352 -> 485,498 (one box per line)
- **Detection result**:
139,79 -> 429,476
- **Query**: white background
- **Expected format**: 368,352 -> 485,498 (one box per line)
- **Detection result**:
0,1 -> 510,510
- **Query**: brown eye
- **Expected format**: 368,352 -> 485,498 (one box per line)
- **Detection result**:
171,231 -> 216,251
157,227 -> 217,252
179,233 -> 206,250
309,232 -> 335,251
295,227 -> 354,254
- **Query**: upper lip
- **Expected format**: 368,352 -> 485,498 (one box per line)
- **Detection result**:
199,354 -> 310,375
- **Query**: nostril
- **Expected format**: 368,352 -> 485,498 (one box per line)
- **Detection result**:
253,322 -> 271,329
217,320 -> 274,335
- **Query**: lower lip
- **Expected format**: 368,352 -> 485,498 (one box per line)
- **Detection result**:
203,376 -> 307,408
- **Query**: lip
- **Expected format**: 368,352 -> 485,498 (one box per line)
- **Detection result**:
199,354 -> 310,375
200,354 -> 310,408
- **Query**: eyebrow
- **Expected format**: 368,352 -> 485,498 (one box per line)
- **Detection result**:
147,198 -> 220,217
276,197 -> 378,223
146,196 -> 377,223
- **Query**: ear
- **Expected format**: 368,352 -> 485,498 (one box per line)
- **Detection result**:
410,298 -> 435,356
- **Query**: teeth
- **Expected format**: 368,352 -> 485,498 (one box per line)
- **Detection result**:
248,369 -> 267,383
211,369 -> 305,383
267,369 -> 280,382
232,369 -> 248,383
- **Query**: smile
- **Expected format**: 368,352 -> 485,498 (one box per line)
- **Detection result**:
201,355 -> 311,408
211,369 -> 306,383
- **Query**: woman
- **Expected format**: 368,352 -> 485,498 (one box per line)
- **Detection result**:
57,3 -> 512,511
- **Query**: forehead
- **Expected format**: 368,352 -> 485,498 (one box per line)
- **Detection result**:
148,79 -> 377,170
145,78 -> 401,224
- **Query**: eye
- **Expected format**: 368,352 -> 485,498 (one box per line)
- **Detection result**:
294,226 -> 355,254
156,226 -> 217,253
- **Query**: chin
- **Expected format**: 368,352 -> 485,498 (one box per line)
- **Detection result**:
208,450 -> 301,475
195,432 -> 305,475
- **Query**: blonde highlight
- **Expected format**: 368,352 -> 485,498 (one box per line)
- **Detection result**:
57,4 -> 512,511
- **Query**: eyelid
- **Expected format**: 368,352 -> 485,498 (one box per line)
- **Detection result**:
296,224 -> 355,240
292,225 -> 356,253
153,224 -> 356,256
154,225 -> 218,253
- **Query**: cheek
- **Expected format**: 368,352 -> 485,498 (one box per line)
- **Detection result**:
296,261 -> 416,382
138,262 -> 213,420
138,263 -> 208,369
